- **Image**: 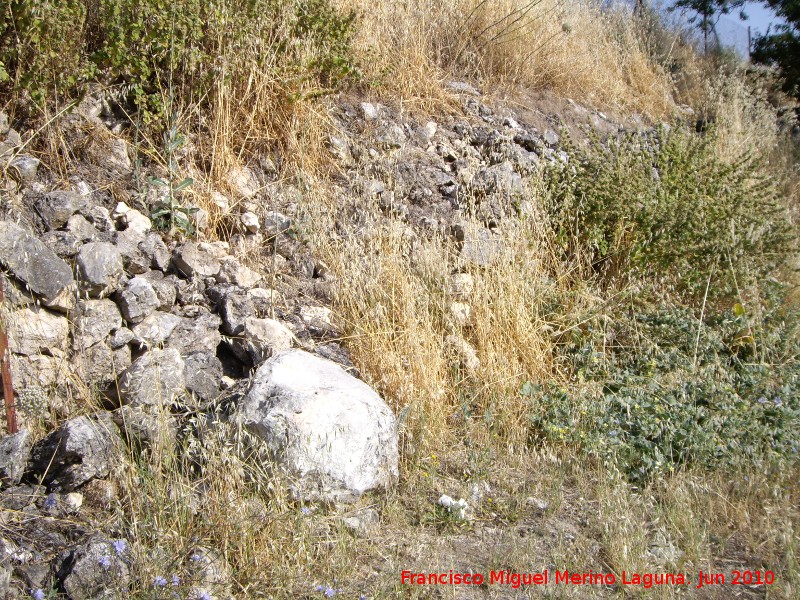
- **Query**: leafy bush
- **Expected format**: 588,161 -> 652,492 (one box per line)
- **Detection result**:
543,126 -> 794,298
0,0 -> 358,117
525,287 -> 800,483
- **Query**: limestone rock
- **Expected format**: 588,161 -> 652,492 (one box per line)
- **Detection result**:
232,317 -> 294,366
73,299 -> 122,348
166,310 -> 222,356
0,221 -> 75,308
216,258 -> 261,289
183,352 -> 223,404
27,413 -> 123,491
35,190 -> 87,230
117,348 -> 186,407
7,307 -> 69,356
0,429 -> 33,486
445,335 -> 480,374
239,349 -> 399,502
116,277 -> 159,324
130,311 -> 182,348
76,242 -> 124,297
449,272 -> 475,299
172,242 -> 226,278
58,537 -> 131,599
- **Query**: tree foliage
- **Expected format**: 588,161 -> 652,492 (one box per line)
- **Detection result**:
751,0 -> 800,98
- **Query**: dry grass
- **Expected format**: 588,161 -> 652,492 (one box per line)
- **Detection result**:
340,0 -> 675,117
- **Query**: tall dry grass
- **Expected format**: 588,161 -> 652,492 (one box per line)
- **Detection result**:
340,0 -> 675,116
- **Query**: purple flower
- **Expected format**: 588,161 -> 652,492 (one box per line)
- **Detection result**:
757,397 -> 768,404
43,494 -> 57,510
112,540 -> 127,555
196,593 -> 211,600
324,586 -> 336,597
301,507 -> 312,515
190,553 -> 203,562
315,585 -> 325,592
172,575 -> 180,586
30,590 -> 45,600
98,556 -> 111,568
774,397 -> 783,406
154,576 -> 168,587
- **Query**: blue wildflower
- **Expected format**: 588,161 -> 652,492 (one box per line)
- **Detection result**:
196,592 -> 211,600
757,397 -> 767,404
324,586 -> 336,597
43,494 -> 57,510
315,585 -> 325,592
301,507 -> 312,515
190,553 -> 203,562
774,397 -> 783,406
172,575 -> 180,587
98,556 -> 111,569
112,540 -> 127,555
154,576 -> 168,587
30,590 -> 45,600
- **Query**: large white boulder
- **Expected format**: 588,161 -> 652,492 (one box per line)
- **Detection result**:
239,349 -> 398,502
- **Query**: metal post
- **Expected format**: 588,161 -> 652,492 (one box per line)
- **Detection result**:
0,278 -> 18,434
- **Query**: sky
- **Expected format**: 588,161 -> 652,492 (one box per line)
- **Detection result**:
677,1 -> 788,57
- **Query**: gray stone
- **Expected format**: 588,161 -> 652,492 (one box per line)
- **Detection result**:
9,353 -> 64,391
375,124 -> 406,149
140,232 -> 171,272
226,165 -> 259,198
40,230 -> 81,258
7,307 -> 69,356
341,507 -> 380,535
232,317 -> 294,366
447,81 -> 481,96
166,310 -> 222,356
220,293 -> 255,335
449,272 -> 475,299
76,341 -> 129,388
0,429 -> 33,485
543,129 -> 560,146
130,311 -> 182,348
27,413 -> 123,491
117,348 -> 185,407
73,299 -> 122,348
112,202 -> 151,235
58,537 -> 131,600
109,327 -> 134,349
241,211 -> 260,233
86,206 -> 115,232
216,258 -> 261,289
0,221 -> 75,306
35,191 -> 87,230
76,242 -> 124,297
239,349 -> 398,502
263,212 -> 292,238
172,242 -> 226,278
184,352 -> 223,403
445,334 -> 480,373
113,227 -> 149,275
459,225 -> 503,267
140,271 -> 177,309
299,305 -> 340,337
66,213 -> 100,242
113,404 -> 176,452
9,154 -> 40,182
116,277 -> 159,324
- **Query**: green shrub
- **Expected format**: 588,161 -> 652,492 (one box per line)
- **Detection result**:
0,0 -> 358,118
525,286 -> 800,483
543,126 -> 794,298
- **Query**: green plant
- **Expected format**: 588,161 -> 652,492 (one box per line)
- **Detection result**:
543,126 -> 794,298
525,285 -> 800,483
148,123 -> 196,236
0,0 -> 359,121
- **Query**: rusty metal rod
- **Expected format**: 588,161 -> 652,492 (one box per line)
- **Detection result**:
0,277 -> 18,434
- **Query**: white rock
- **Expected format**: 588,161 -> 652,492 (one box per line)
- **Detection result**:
241,211 -> 260,233
8,308 -> 69,356
445,335 -> 480,374
239,349 -> 399,501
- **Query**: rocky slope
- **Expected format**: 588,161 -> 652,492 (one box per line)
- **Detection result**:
0,83 -> 649,599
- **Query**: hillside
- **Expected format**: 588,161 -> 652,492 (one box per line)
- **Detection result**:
0,1 -> 798,599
